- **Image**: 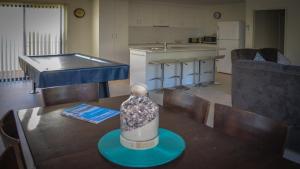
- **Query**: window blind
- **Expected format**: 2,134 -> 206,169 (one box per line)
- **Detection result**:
0,3 -> 65,82
0,4 -> 24,81
25,5 -> 64,55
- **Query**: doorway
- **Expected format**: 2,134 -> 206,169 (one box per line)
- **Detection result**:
254,9 -> 285,53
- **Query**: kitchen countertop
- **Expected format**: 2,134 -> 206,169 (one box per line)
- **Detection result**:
130,44 -> 223,53
129,42 -> 217,48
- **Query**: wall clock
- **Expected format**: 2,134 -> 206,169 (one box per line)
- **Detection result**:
213,11 -> 222,19
74,8 -> 85,18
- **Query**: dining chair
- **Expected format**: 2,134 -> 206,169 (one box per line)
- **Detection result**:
42,83 -> 99,106
0,110 -> 26,169
163,89 -> 210,124
0,146 -> 20,169
214,103 -> 287,152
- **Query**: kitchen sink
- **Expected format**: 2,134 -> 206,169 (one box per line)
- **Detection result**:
138,46 -> 190,51
150,47 -> 164,50
169,46 -> 187,49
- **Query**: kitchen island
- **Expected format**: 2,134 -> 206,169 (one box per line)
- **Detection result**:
130,45 -> 222,90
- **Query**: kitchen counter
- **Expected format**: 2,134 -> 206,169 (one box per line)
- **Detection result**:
129,42 -> 217,48
130,46 -> 221,53
130,44 -> 220,90
129,42 -> 223,53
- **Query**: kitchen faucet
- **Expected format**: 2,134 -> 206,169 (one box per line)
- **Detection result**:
163,41 -> 168,50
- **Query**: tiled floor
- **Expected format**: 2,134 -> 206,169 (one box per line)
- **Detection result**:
0,81 -> 44,118
149,73 -> 232,127
0,80 -> 131,118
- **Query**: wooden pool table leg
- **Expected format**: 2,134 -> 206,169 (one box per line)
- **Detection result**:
99,82 -> 110,98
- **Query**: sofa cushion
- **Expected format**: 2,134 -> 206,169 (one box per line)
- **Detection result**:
260,48 -> 278,62
277,52 -> 291,65
254,52 -> 266,62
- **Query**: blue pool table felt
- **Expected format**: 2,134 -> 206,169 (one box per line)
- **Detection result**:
19,53 -> 129,88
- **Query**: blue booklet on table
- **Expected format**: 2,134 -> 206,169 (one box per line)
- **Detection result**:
62,104 -> 120,124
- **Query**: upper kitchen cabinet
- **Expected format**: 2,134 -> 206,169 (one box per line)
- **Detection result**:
194,8 -> 206,29
100,0 -> 129,64
182,7 -> 197,28
152,4 -> 169,26
169,6 -> 199,28
128,1 -> 202,28
114,0 -> 129,64
129,2 -> 153,27
168,6 -> 185,27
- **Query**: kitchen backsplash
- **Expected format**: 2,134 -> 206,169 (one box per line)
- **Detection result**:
129,27 -> 204,44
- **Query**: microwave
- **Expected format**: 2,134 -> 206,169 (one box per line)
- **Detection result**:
201,36 -> 217,44
188,37 -> 200,43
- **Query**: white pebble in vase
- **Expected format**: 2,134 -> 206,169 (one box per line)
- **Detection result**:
120,84 -> 159,150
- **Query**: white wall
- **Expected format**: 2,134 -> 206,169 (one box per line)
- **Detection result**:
128,1 -> 245,44
129,27 -> 203,44
203,3 -> 246,35
245,0 -> 300,65
63,0 -> 93,55
91,0 -> 99,56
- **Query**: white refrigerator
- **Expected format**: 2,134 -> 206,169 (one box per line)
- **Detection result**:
217,21 -> 245,74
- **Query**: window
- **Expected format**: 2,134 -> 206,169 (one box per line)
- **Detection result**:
0,3 -> 65,81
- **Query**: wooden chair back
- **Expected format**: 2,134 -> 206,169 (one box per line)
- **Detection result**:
42,83 -> 99,106
1,110 -> 19,142
0,146 -> 20,169
0,110 -> 26,169
163,89 -> 210,124
214,104 -> 287,152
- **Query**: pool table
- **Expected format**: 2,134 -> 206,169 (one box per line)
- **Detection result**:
19,53 -> 129,98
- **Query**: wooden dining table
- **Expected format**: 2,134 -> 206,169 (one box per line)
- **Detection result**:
16,96 -> 299,169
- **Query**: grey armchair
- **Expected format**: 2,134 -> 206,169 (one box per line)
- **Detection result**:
231,49 -> 300,126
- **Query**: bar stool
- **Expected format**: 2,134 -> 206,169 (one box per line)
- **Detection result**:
194,55 -> 212,87
211,55 -> 225,85
175,57 -> 196,90
149,59 -> 179,92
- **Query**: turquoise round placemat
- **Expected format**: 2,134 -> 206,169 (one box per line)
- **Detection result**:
98,128 -> 186,168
